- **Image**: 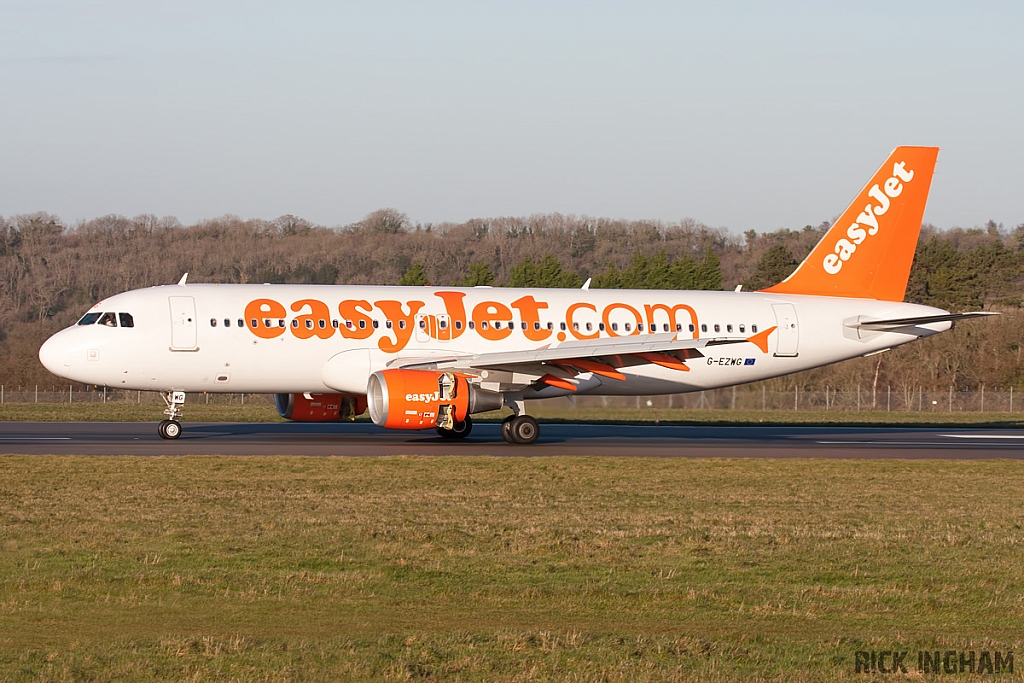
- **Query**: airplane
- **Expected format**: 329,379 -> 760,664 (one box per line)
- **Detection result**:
38,146 -> 993,443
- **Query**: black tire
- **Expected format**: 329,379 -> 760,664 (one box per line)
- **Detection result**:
510,415 -> 539,444
501,415 -> 516,444
437,416 -> 473,439
159,419 -> 182,440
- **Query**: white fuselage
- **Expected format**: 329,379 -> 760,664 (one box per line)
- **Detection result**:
39,284 -> 950,398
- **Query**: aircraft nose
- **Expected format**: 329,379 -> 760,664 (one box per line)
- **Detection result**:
38,332 -> 72,377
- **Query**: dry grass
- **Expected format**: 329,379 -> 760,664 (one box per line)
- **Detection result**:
0,456 -> 1022,680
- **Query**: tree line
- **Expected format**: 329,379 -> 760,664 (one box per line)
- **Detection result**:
1,209 -> 1022,393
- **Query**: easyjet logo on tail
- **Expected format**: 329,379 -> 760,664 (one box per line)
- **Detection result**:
823,161 -> 915,275
760,146 -> 938,302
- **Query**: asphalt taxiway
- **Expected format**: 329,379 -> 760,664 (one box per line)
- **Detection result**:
2,421 -> 1024,457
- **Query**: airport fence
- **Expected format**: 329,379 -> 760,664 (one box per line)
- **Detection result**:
0,384 -> 1021,413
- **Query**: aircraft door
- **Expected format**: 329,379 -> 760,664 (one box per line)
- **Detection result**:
414,314 -> 430,343
436,314 -> 450,342
771,303 -> 799,357
169,296 -> 198,351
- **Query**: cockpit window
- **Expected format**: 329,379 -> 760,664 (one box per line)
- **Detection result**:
98,312 -> 118,327
77,312 -> 102,326
119,313 -> 134,328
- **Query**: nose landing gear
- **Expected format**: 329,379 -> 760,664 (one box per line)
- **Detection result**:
159,391 -> 186,440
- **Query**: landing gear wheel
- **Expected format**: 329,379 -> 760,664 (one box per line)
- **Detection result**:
501,415 -> 516,444
437,416 -> 473,439
508,415 -> 539,444
158,419 -> 181,440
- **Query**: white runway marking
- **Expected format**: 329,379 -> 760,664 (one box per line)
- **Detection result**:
941,434 -> 1024,440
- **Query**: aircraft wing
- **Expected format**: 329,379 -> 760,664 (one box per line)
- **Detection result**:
391,327 -> 776,390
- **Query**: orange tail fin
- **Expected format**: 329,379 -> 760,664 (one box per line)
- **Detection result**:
760,146 -> 939,301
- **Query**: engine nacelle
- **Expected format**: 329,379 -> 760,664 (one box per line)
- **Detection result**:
274,393 -> 367,422
367,369 -> 503,430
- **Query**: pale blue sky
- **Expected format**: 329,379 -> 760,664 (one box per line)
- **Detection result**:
1,1 -> 1021,232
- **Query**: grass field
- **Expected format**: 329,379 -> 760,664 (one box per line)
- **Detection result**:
0,456 -> 1022,681
3,400 -> 1024,427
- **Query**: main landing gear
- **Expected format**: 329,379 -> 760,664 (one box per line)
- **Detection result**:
500,397 -> 539,444
158,390 -> 186,440
436,416 -> 473,439
501,415 -> 539,444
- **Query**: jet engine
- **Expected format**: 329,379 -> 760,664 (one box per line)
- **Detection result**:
274,393 -> 367,421
367,369 -> 502,430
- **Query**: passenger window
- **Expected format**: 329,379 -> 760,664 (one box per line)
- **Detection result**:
398,320 -> 405,329
739,324 -> 745,333
612,323 -> 619,332
250,318 -> 258,328
77,312 -> 102,325
481,321 -> 489,329
440,320 -> 447,329
372,320 -> 379,329
638,324 -> 644,332
586,322 -> 592,331
495,322 -> 502,330
292,320 -> 299,328
419,319 -> 426,329
714,324 -> 721,332
752,324 -> 758,333
305,320 -> 313,329
346,320 -> 353,329
701,324 -> 707,333
468,321 -> 475,329
455,321 -> 463,330
318,320 -> 326,329
386,320 -> 393,329
119,313 -> 134,328
560,322 -> 567,331
210,318 -> 217,327
278,320 -> 285,328
689,324 -> 695,332
546,322 -> 553,330
625,323 -> 632,332
332,320 -> 339,329
358,320 -> 366,329
727,324 -> 733,333
520,322 -> 527,330
224,318 -> 230,328
573,322 -> 579,330
98,312 -> 117,327
533,322 -> 540,330
237,319 -> 244,328
599,323 -> 605,331
263,318 -> 272,328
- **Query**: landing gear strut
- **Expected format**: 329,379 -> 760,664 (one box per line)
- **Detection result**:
500,396 -> 539,444
159,391 -> 185,440
437,416 -> 473,439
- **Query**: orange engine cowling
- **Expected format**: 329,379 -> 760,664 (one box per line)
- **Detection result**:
367,369 -> 503,430
274,393 -> 367,421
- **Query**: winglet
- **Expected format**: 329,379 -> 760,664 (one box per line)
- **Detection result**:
761,146 -> 939,301
177,273 -> 189,286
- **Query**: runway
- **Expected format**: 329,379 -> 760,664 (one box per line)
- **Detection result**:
2,421 -> 1024,457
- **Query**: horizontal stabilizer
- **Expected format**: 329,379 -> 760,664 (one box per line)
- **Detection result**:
852,311 -> 998,330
